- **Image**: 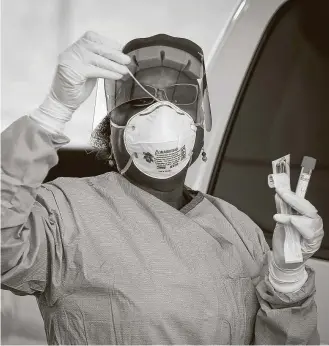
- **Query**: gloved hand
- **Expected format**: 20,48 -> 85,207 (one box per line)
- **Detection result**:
269,187 -> 324,293
30,31 -> 131,134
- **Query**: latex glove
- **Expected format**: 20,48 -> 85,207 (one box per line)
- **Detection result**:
30,31 -> 131,134
269,187 -> 324,293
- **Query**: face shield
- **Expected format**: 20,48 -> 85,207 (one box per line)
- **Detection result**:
94,34 -> 212,133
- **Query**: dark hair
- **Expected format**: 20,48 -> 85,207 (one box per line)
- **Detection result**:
90,113 -> 118,171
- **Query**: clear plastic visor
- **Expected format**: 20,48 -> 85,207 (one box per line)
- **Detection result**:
103,45 -> 212,131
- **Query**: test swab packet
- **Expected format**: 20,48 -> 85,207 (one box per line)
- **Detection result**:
268,154 -> 303,263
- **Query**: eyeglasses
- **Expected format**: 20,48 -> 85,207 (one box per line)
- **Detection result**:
116,83 -> 199,108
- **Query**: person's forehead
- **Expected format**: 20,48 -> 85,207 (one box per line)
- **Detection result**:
134,67 -> 198,88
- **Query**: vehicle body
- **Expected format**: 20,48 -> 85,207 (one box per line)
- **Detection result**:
1,0 -> 328,344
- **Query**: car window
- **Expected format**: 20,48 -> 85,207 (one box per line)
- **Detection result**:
208,0 -> 329,260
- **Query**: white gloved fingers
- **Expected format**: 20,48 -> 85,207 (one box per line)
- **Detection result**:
64,32 -> 131,67
81,30 -> 124,51
274,213 -> 324,244
32,31 -> 129,134
290,214 -> 324,239
81,31 -> 131,65
274,193 -> 282,213
60,41 -> 130,68
275,188 -> 318,218
58,57 -> 124,81
87,42 -> 131,65
301,234 -> 323,255
83,65 -> 124,80
290,214 -> 323,241
86,50 -> 129,76
273,213 -> 291,224
57,47 -> 127,83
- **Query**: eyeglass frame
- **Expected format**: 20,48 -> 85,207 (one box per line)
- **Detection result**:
115,83 -> 200,107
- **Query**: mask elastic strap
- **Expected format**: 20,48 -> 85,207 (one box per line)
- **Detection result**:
126,69 -> 161,102
188,153 -> 193,166
110,120 -> 125,129
120,156 -> 133,175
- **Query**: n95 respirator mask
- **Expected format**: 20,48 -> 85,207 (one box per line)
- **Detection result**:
110,100 -> 197,179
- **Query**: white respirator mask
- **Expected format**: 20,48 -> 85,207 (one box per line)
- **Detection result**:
111,100 -> 198,179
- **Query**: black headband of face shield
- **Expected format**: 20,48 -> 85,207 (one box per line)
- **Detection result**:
122,33 -> 208,94
122,34 -> 204,64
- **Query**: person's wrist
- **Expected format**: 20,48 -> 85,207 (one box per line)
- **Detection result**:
268,258 -> 308,293
29,95 -> 73,134
39,94 -> 74,122
29,108 -> 65,134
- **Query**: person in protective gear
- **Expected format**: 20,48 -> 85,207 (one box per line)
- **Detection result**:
90,33 -> 212,209
1,31 -> 324,345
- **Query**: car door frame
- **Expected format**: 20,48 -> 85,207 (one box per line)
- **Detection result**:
185,0 -> 329,343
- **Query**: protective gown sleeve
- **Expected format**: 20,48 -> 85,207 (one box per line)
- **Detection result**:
215,199 -> 320,345
1,116 -> 69,297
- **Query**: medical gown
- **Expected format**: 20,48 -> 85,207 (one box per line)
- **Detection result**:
1,116 -> 319,345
